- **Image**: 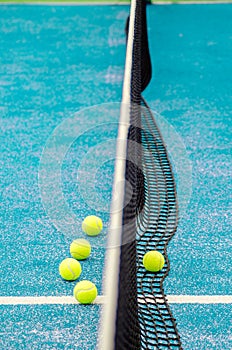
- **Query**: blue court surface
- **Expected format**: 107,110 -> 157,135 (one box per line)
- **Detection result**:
0,3 -> 231,350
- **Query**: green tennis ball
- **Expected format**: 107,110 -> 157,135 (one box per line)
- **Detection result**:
143,251 -> 165,272
59,258 -> 82,281
73,280 -> 98,304
70,239 -> 91,260
82,215 -> 103,236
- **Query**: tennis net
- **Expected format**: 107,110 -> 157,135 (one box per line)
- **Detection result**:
98,0 -> 182,348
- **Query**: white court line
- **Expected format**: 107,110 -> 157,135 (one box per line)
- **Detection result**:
0,296 -> 105,305
0,1 -> 130,5
152,1 -> 232,4
1,1 -> 232,5
0,295 -> 232,305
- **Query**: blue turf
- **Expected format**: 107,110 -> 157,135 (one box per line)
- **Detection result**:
145,4 -> 232,296
0,3 -> 231,350
172,304 -> 232,350
0,4 -> 127,297
1,304 -> 231,350
0,5 -> 127,349
0,304 -> 100,349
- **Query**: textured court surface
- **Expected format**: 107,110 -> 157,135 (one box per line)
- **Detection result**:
145,4 -> 232,297
0,3 -> 231,350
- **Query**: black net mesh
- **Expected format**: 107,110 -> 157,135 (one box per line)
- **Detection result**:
114,0 -> 182,349
137,98 -> 183,349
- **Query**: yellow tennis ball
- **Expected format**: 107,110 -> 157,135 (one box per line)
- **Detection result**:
73,280 -> 98,304
143,251 -> 165,272
82,215 -> 103,236
70,239 -> 91,260
59,258 -> 82,281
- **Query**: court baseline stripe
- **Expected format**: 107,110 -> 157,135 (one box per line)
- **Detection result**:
0,295 -> 232,305
1,1 -> 232,6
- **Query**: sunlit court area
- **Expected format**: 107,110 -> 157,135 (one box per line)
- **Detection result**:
0,0 -> 231,349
